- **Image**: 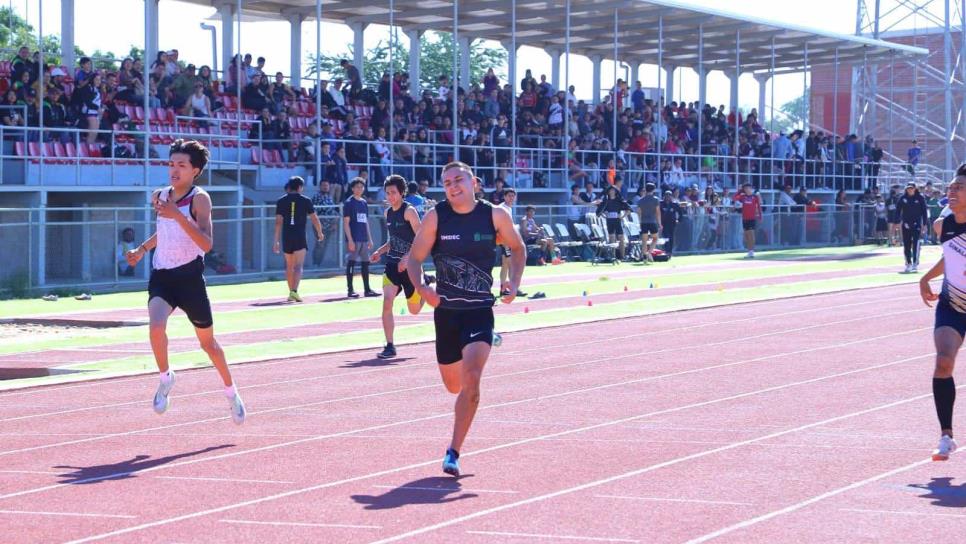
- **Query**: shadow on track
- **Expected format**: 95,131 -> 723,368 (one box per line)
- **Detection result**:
340,357 -> 415,369
53,444 -> 234,485
351,476 -> 478,510
909,477 -> 966,507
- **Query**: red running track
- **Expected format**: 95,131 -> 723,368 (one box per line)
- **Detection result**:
0,283 -> 956,543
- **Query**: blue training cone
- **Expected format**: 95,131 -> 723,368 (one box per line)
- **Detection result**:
400,307 -> 406,315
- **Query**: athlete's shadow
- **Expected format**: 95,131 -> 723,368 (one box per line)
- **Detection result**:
351,476 -> 478,510
909,477 -> 966,507
250,301 -> 294,307
340,357 -> 415,368
53,444 -> 233,485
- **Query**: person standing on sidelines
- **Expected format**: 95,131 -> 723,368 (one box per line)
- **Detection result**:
273,176 -> 324,302
343,177 -> 379,298
918,164 -> 966,460
406,161 -> 525,477
125,139 -> 245,424
659,190 -> 682,258
734,182 -> 763,258
637,182 -> 661,264
370,175 -> 425,359
896,181 -> 929,273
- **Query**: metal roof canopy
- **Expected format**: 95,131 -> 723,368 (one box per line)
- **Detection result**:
188,0 -> 928,74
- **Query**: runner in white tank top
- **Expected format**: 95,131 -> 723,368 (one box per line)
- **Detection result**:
918,166 -> 966,462
125,139 -> 246,424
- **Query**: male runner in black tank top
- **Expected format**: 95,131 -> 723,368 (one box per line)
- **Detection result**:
273,176 -> 324,302
370,175 -> 425,359
406,161 -> 526,477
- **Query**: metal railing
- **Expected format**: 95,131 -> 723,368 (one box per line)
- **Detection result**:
0,202 -> 893,294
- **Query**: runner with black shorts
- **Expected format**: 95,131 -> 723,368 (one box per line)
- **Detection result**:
273,176 -> 324,302
406,161 -> 525,477
124,139 -> 245,424
370,175 -> 425,359
596,185 -> 631,260
918,164 -> 966,461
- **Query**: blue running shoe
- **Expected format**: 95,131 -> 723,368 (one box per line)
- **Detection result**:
442,448 -> 460,477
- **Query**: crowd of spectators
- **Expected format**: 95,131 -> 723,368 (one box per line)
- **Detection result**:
1,45 -> 906,198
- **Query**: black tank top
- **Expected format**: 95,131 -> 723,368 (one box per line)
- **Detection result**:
432,199 -> 497,309
385,201 -> 415,264
940,214 -> 966,311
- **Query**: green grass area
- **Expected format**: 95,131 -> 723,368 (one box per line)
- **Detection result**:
0,246 -> 922,357
0,245 -> 934,390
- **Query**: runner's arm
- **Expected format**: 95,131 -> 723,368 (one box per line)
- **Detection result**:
308,212 -> 324,240
407,209 -> 439,306
168,191 -> 214,253
273,214 -> 283,247
494,206 -> 526,303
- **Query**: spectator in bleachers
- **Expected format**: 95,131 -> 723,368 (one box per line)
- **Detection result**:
340,59 -> 362,97
73,73 -> 102,144
489,178 -> 507,205
42,87 -> 68,142
311,180 -> 338,266
117,227 -> 137,276
187,81 -> 212,123
165,49 -> 181,78
249,107 -> 274,144
1,90 -> 24,135
11,69 -> 31,103
328,145 -> 349,201
521,205 -> 556,263
242,73 -> 272,113
270,72 -> 296,106
10,47 -> 31,82
169,64 -> 196,110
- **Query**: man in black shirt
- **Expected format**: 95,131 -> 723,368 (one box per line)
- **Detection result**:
896,181 -> 929,273
659,191 -> 683,257
406,161 -> 525,477
274,177 -> 324,302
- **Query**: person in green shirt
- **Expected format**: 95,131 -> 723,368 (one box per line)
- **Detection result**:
928,190 -> 943,244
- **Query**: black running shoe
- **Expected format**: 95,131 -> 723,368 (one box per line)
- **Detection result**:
347,290 -> 360,299
424,274 -> 437,285
364,289 -> 380,298
377,344 -> 397,359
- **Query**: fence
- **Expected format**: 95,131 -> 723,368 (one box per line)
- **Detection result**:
0,202 -> 887,295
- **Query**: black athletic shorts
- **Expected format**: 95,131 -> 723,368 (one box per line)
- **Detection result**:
606,218 -> 623,236
499,245 -> 511,258
742,219 -> 757,231
875,218 -> 888,231
282,230 -> 308,254
641,222 -> 660,235
936,298 -> 966,339
434,306 -> 495,365
148,257 -> 213,329
383,261 -> 417,300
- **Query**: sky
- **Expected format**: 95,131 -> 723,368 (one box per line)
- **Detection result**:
16,0 -> 953,113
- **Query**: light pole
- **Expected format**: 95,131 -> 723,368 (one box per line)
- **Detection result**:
200,22 -> 218,75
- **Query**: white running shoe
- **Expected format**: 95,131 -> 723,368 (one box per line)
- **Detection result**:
933,435 -> 958,461
228,392 -> 246,425
903,264 -> 912,273
153,372 -> 175,414
912,264 -> 919,273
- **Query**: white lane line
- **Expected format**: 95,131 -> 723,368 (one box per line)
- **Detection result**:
466,530 -> 639,543
62,350 -> 934,544
367,390 -> 948,544
0,286 -> 914,411
0,470 -> 62,475
839,508 -> 966,519
685,458 -> 936,543
594,494 -> 753,506
155,476 -> 294,484
0,327 -> 930,510
221,519 -> 380,529
0,509 -> 135,519
372,485 -> 518,494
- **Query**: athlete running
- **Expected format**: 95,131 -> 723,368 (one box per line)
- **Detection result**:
125,139 -> 246,424
370,175 -> 425,359
406,161 -> 525,477
273,176 -> 324,302
919,163 -> 966,460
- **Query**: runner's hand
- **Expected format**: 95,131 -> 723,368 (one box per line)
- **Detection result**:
397,256 -> 408,273
367,240 -> 373,250
272,240 -> 280,254
500,282 -> 517,304
419,285 -> 441,308
920,278 -> 938,307
347,240 -> 356,253
154,197 -> 179,219
125,248 -> 142,267
369,251 -> 380,264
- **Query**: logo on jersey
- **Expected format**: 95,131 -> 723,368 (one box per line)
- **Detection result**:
441,235 -> 461,241
473,233 -> 495,242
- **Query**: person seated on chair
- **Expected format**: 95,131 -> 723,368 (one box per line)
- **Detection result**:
117,227 -> 138,276
596,185 -> 631,260
520,206 -> 555,263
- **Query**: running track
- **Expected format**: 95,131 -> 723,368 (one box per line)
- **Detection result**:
0,283 -> 960,543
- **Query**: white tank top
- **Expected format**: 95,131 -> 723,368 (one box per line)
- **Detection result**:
153,186 -> 206,270
190,93 -> 209,115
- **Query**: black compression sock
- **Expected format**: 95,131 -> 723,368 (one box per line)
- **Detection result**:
934,377 -> 956,432
361,262 -> 371,291
346,262 -> 355,292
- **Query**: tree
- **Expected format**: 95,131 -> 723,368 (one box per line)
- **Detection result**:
770,90 -> 809,135
306,30 -> 506,90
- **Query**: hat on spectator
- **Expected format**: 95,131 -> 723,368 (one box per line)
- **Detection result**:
50,67 -> 65,77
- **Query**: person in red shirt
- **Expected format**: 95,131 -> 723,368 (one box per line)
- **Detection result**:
734,182 -> 763,258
